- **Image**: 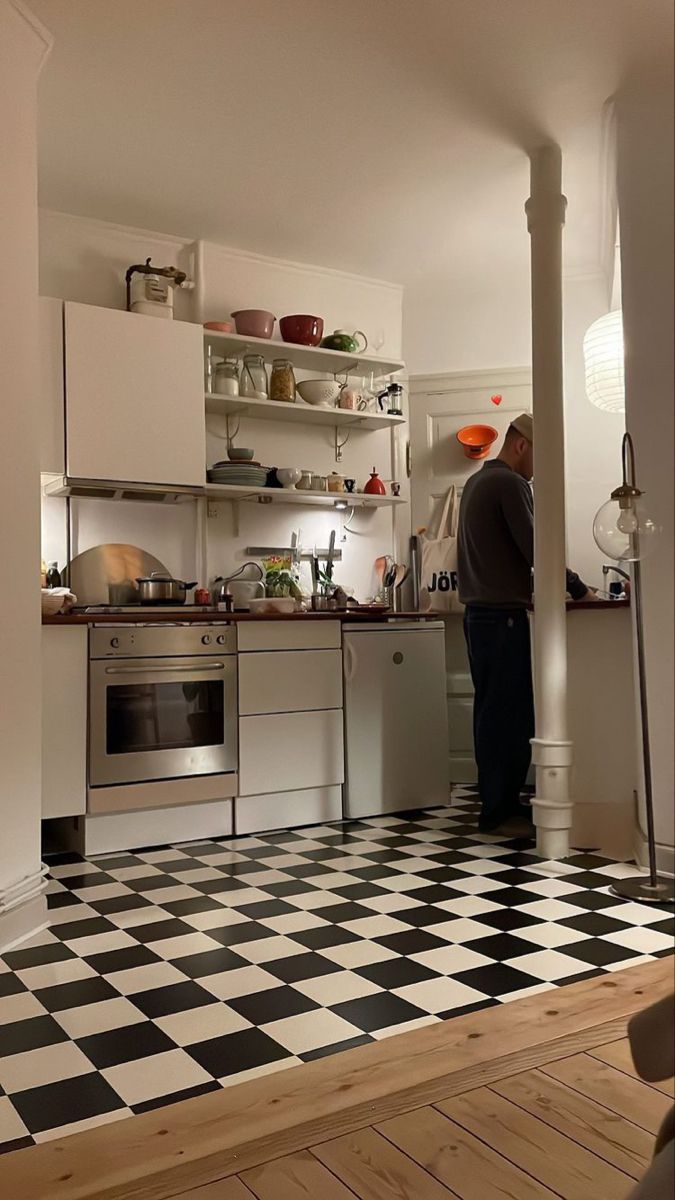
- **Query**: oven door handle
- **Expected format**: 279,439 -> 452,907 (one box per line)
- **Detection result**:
104,663 -> 226,675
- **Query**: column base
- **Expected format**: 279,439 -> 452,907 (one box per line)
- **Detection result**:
0,866 -> 49,954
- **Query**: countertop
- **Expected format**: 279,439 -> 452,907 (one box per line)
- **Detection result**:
43,610 -> 440,625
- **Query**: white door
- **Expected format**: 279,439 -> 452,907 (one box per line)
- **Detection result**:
64,302 -> 205,487
409,368 -> 532,783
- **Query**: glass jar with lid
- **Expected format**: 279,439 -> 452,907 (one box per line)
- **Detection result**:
214,357 -> 240,396
270,358 -> 296,403
239,354 -> 268,399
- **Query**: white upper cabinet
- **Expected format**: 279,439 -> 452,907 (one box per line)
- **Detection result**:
39,297 -> 65,474
64,302 -> 205,487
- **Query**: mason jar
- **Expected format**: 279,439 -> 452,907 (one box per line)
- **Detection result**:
270,358 -> 296,403
239,354 -> 268,398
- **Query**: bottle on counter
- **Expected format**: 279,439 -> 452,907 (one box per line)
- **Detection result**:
40,559 -> 48,588
46,561 -> 62,589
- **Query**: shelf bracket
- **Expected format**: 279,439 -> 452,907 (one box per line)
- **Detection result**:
335,426 -> 351,463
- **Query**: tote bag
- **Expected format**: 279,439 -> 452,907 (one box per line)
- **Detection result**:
419,485 -> 464,614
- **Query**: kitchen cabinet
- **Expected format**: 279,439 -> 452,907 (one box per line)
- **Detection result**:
41,626 -> 87,818
64,302 -> 205,487
239,709 -> 344,796
39,297 -> 65,474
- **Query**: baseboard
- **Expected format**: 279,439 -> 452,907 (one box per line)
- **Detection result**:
634,829 -> 675,878
49,800 -> 234,857
0,881 -> 49,955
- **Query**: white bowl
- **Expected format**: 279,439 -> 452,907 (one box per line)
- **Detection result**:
248,597 -> 297,614
276,467 -> 302,489
297,379 -> 341,407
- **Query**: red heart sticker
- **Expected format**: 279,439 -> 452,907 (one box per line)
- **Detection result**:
491,394 -> 503,406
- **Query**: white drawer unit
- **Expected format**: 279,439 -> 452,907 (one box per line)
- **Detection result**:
239,709 -> 344,796
236,620 -> 341,652
239,649 -> 342,715
235,786 -> 342,836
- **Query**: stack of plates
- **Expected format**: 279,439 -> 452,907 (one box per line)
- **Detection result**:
208,463 -> 269,487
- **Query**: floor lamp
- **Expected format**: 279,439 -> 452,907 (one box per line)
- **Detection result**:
593,432 -> 674,903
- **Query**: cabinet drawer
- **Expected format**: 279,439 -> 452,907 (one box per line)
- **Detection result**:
239,650 -> 342,715
235,786 -> 342,836
239,710 -> 344,796
237,621 -> 341,652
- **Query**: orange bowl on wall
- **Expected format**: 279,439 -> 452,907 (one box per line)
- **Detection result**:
456,424 -> 499,460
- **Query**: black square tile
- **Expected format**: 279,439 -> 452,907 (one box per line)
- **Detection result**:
559,912 -> 632,937
35,977 -> 120,1013
3,940 -> 75,970
214,860 -> 263,877
131,981 -> 216,1019
350,865 -> 399,882
318,902 -> 377,925
173,947 -> 247,979
437,998 -> 500,1021
124,874 -> 183,893
52,917 -> 118,942
84,945 -> 161,975
290,925 -> 360,951
236,900 -> 296,920
194,876 -> 250,895
46,891 -> 83,910
132,1080 -> 220,1115
407,885 -> 460,905
332,883 -> 388,901
126,918 -> 194,945
300,847 -> 351,862
150,857 -> 210,874
282,863 -> 333,880
477,909 -> 541,933
332,993 -> 426,1033
416,868 -> 467,886
52,872 -> 114,890
357,959 -> 437,990
387,905 -> 450,929
89,894 -> 153,916
263,880 -> 317,898
560,939 -> 641,968
0,1136 -> 34,1155
208,922 -> 276,948
565,854 -> 614,869
90,855 -> 143,870
651,918 -> 675,937
264,953 -> 343,985
564,891 -> 628,912
300,1035 -> 374,1062
361,849 -> 410,864
375,930 -> 448,957
11,1073 -> 125,1135
465,933 -> 537,961
0,975 -> 27,999
454,963 -> 541,996
228,986 -> 319,1025
0,1015 -> 69,1057
161,896 -> 225,917
77,1021 -> 174,1069
479,887 -> 533,909
188,1027 -> 290,1078
44,851 -> 83,867
558,872 -> 612,890
489,869 -> 543,886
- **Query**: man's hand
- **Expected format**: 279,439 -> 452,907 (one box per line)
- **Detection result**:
578,588 -> 602,602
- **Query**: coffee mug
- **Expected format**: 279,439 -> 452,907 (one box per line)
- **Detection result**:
310,474 -> 327,491
344,478 -> 356,493
338,388 -> 367,411
390,481 -> 401,497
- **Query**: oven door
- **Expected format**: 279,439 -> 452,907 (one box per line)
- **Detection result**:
89,655 -> 237,786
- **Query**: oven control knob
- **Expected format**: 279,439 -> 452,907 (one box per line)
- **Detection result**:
110,637 -> 120,648
216,634 -> 226,645
201,634 -> 212,645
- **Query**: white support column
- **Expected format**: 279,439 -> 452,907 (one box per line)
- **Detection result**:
525,145 -> 573,860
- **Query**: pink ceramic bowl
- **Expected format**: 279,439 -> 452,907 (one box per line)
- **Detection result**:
231,309 -> 276,339
279,314 -> 324,347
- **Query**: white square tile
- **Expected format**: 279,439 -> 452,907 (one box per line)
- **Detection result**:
47,904 -> 99,926
105,961 -> 187,995
258,912 -> 329,936
0,1041 -> 95,1094
516,878 -> 582,898
442,876 -> 505,895
423,918 -> 497,944
106,865 -> 163,881
72,883 -> 128,902
0,1096 -> 30,1143
411,945 -> 493,975
154,1003 -> 251,1045
322,941 -> 399,969
16,958 -> 98,990
286,891 -> 344,911
180,908 -> 250,932
220,888 -> 276,908
601,901 -> 672,926
139,849 -> 190,863
388,858 -> 445,875
67,930 -> 137,958
34,1108 -> 132,1144
593,862 -> 644,880
376,874 -> 430,893
505,949 -> 597,981
307,873 -> 365,891
510,923 -> 592,949
103,1049 -> 213,1105
342,915 -> 411,940
262,1009 -> 361,1054
372,1015 -> 439,1040
356,893 -> 426,915
500,982 -> 557,1003
107,906 -> 172,930
325,856 -> 372,871
232,936 -> 308,965
49,861 -> 101,878
294,971 -> 383,1006
199,966 -> 281,1001
54,997 -> 147,1039
394,977 -> 487,1014
520,860 -> 582,878
453,859 -> 508,876
239,870 -> 294,887
434,896 -> 502,918
0,991 -> 48,1026
138,885 -> 200,904
165,867 -> 226,886
604,927 -> 674,954
219,1057 -> 301,1089
517,898 -> 584,922
604,955 -> 656,973
145,932 -> 223,960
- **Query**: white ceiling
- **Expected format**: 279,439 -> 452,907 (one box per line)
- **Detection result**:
33,0 -> 673,284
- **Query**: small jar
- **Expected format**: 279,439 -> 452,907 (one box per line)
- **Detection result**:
270,358 -> 296,403
240,354 -> 268,398
214,358 -> 240,396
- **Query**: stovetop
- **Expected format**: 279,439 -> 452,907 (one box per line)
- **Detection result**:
76,604 -> 213,614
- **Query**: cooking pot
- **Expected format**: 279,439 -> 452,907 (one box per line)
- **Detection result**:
136,573 -> 198,605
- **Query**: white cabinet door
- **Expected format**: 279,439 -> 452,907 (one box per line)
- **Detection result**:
239,710 -> 344,796
39,297 -> 65,474
239,650 -> 343,715
64,302 -> 205,486
42,626 -> 87,818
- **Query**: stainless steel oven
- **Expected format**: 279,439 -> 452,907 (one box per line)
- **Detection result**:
89,625 -> 237,788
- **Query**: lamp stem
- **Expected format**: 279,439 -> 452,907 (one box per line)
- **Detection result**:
632,557 -> 658,887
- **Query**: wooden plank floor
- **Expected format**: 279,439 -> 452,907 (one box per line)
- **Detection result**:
4,958 -> 672,1200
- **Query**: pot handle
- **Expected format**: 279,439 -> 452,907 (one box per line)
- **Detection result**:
353,330 -> 368,353
183,582 -> 198,590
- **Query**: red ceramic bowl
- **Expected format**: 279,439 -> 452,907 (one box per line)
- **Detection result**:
279,314 -> 324,347
456,423 -> 499,460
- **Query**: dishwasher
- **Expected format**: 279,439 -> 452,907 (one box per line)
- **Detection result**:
342,621 -> 449,818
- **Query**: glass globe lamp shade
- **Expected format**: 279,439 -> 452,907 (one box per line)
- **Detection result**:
583,310 -> 625,413
593,494 -> 660,562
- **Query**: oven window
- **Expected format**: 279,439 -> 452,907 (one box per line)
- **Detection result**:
106,680 -> 224,755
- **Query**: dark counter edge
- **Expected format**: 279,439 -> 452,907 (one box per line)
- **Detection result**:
43,610 -> 441,625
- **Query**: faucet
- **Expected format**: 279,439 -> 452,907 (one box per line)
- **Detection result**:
602,564 -> 630,582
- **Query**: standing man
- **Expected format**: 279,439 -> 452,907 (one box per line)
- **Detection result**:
457,413 -> 597,835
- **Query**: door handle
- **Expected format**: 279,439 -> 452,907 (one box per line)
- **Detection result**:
104,663 -> 226,675
405,440 -> 412,478
344,641 -> 358,683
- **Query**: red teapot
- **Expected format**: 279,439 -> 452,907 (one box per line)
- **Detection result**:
363,468 -> 386,496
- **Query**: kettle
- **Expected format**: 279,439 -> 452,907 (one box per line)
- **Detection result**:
320,329 -> 368,354
213,562 -> 264,610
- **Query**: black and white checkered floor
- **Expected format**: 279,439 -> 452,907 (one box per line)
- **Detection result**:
0,789 -> 672,1153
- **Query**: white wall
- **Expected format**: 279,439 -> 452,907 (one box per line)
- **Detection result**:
0,0 -> 52,951
616,67 -> 675,865
38,213 -> 405,600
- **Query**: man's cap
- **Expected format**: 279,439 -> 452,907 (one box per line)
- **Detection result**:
510,412 -> 533,443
